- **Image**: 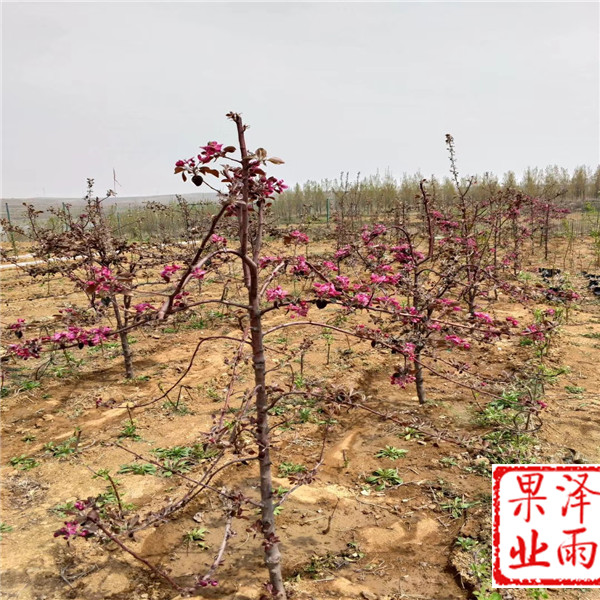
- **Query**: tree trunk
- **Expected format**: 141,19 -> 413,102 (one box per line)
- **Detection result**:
415,347 -> 426,405
111,297 -> 134,379
249,298 -> 286,599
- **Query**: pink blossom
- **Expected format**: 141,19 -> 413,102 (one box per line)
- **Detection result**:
266,286 -> 289,302
286,302 -> 309,318
522,325 -> 545,341
200,141 -> 223,154
400,343 -> 416,361
210,234 -> 227,246
506,316 -> 519,327
290,230 -> 309,244
361,224 -> 387,244
84,266 -> 121,294
160,264 -> 182,283
133,303 -> 155,314
445,335 -> 471,350
191,267 -> 206,280
292,255 -> 310,276
354,293 -> 371,307
335,245 -> 352,260
53,521 -> 93,540
259,256 -> 282,269
8,318 -> 26,331
314,282 -> 342,298
473,312 -> 494,326
334,276 -> 350,290
322,261 -> 339,272
402,307 -> 423,323
8,340 -> 42,359
390,372 -> 416,388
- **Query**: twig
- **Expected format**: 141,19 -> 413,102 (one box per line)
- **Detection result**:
321,498 -> 340,535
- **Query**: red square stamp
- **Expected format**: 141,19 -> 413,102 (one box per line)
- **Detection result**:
493,465 -> 600,587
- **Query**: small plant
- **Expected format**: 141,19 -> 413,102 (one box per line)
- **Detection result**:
455,536 -> 478,551
44,430 -> 81,458
527,589 -> 549,600
565,385 -> 585,394
118,420 -> 141,440
278,462 -> 307,477
118,463 -> 157,476
21,434 -> 36,443
440,496 -> 478,518
19,380 -> 41,391
50,501 -> 76,518
162,400 -> 190,415
398,427 -> 423,441
364,468 -> 403,490
0,522 -> 14,539
582,332 -> 600,339
274,485 -> 289,498
183,527 -> 210,550
297,408 -> 311,423
375,446 -> 408,460
439,456 -> 458,468
293,374 -> 306,389
9,455 -> 39,470
203,386 -> 221,402
473,589 -> 502,600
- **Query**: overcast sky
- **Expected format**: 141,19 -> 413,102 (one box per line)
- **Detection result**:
2,1 -> 598,198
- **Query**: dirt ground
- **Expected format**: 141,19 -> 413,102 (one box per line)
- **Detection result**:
1,237 -> 600,600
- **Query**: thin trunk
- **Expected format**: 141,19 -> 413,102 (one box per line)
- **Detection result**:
249,298 -> 286,599
415,347 -> 426,405
111,297 -> 134,379
232,112 -> 286,599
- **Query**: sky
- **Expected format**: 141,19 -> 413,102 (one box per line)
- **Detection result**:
2,1 -> 599,199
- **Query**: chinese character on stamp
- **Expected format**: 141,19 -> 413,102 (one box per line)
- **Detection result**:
493,465 -> 600,587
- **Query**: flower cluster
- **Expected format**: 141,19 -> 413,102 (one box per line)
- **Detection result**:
335,245 -> 352,260
522,324 -> 545,342
313,282 -> 342,298
259,256 -> 282,269
473,312 -> 494,326
85,266 -> 122,294
289,230 -> 309,244
361,224 -> 387,245
191,267 -> 206,280
266,286 -> 289,302
390,371 -> 416,388
8,318 -> 25,338
53,521 -> 93,540
286,302 -> 309,318
8,339 -> 42,359
8,325 -> 113,359
210,234 -> 227,246
292,256 -> 310,276
445,335 -> 471,350
51,326 -> 113,348
160,264 -> 182,283
133,303 -> 155,314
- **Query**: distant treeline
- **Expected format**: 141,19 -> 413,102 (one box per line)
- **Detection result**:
2,165 -> 599,243
272,165 -> 600,224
